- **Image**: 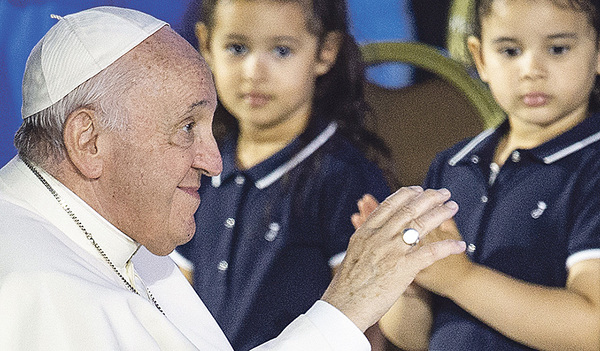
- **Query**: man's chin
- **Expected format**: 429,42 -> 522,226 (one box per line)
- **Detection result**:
145,244 -> 176,256
178,221 -> 197,246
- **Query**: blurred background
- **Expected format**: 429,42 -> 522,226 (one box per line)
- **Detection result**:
2,0 -> 506,192
1,0 -> 477,172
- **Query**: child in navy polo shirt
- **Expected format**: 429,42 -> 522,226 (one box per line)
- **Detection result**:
174,0 -> 391,350
356,0 -> 600,349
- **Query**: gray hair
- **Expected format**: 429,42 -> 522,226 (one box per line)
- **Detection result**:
14,56 -> 136,168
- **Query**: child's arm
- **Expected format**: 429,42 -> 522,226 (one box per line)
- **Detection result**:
416,221 -> 600,351
352,194 -> 433,350
378,283 -> 432,350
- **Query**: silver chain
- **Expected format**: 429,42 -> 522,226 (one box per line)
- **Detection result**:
23,159 -> 165,316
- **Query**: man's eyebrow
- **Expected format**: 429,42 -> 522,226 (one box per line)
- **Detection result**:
185,100 -> 210,114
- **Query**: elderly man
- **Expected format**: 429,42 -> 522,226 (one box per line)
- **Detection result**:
0,6 -> 465,350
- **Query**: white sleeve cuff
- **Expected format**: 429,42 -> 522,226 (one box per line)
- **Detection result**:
566,249 -> 600,269
304,300 -> 370,351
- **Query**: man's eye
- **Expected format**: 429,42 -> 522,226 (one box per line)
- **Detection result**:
171,122 -> 196,147
183,122 -> 195,133
226,43 -> 247,55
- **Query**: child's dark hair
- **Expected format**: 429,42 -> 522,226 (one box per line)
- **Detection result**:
195,0 -> 397,186
471,0 -> 600,112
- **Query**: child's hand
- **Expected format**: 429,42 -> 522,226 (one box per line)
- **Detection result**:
351,194 -> 380,229
414,219 -> 474,297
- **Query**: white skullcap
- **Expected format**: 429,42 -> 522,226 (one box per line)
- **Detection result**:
21,6 -> 168,119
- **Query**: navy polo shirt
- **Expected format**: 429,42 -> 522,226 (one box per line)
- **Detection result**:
177,120 -> 390,351
425,112 -> 600,350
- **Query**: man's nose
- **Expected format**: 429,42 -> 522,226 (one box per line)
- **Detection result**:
192,134 -> 222,177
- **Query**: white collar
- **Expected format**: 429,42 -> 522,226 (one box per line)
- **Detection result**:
211,121 -> 338,189
0,157 -> 140,271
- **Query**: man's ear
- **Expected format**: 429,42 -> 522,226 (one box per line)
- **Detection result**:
195,22 -> 213,66
63,108 -> 103,179
467,36 -> 488,82
315,31 -> 343,76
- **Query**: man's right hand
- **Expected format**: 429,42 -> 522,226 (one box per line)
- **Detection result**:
321,186 -> 465,332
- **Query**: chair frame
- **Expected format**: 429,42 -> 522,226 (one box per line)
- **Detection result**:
360,41 -> 505,128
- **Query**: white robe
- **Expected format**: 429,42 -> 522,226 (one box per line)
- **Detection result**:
0,157 -> 370,351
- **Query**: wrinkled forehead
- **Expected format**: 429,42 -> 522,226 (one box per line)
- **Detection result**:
117,28 -> 217,115
121,27 -> 215,93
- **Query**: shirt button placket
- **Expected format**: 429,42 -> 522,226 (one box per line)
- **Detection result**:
234,174 -> 245,186
220,217 -> 236,274
511,150 -> 521,163
217,260 -> 229,272
224,217 -> 235,229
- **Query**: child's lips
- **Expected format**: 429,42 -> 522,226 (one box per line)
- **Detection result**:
243,92 -> 270,108
522,92 -> 549,107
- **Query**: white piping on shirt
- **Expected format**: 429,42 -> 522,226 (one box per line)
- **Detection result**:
211,173 -> 221,187
328,251 -> 346,268
210,122 -> 338,189
543,130 -> 600,164
448,128 -> 495,166
566,249 -> 600,269
255,122 -> 337,189
448,128 -> 600,166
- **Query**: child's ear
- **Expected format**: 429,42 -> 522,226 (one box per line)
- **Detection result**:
315,31 -> 343,76
467,36 -> 488,82
596,40 -> 600,75
195,22 -> 213,66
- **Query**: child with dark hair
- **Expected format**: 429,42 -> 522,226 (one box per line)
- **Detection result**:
355,0 -> 600,349
175,0 -> 391,349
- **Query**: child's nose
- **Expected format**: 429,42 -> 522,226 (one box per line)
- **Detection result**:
243,54 -> 268,82
521,52 -> 546,80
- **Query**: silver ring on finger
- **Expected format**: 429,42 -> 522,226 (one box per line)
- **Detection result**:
402,228 -> 420,246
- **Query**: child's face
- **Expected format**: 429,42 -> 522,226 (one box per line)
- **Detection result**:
468,0 -> 600,132
198,0 -> 338,133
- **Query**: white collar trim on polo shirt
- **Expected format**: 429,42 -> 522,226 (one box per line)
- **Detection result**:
543,130 -> 600,164
448,128 -> 600,166
211,121 -> 338,189
448,128 -> 495,166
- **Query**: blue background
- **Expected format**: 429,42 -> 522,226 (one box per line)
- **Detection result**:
0,0 -> 417,167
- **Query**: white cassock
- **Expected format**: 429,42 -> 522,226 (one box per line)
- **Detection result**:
0,157 -> 370,351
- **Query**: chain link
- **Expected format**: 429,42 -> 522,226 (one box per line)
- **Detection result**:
23,159 -> 165,316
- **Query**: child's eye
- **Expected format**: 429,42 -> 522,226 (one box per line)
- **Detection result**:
226,43 -> 248,56
549,45 -> 569,55
273,46 -> 292,58
500,47 -> 521,57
